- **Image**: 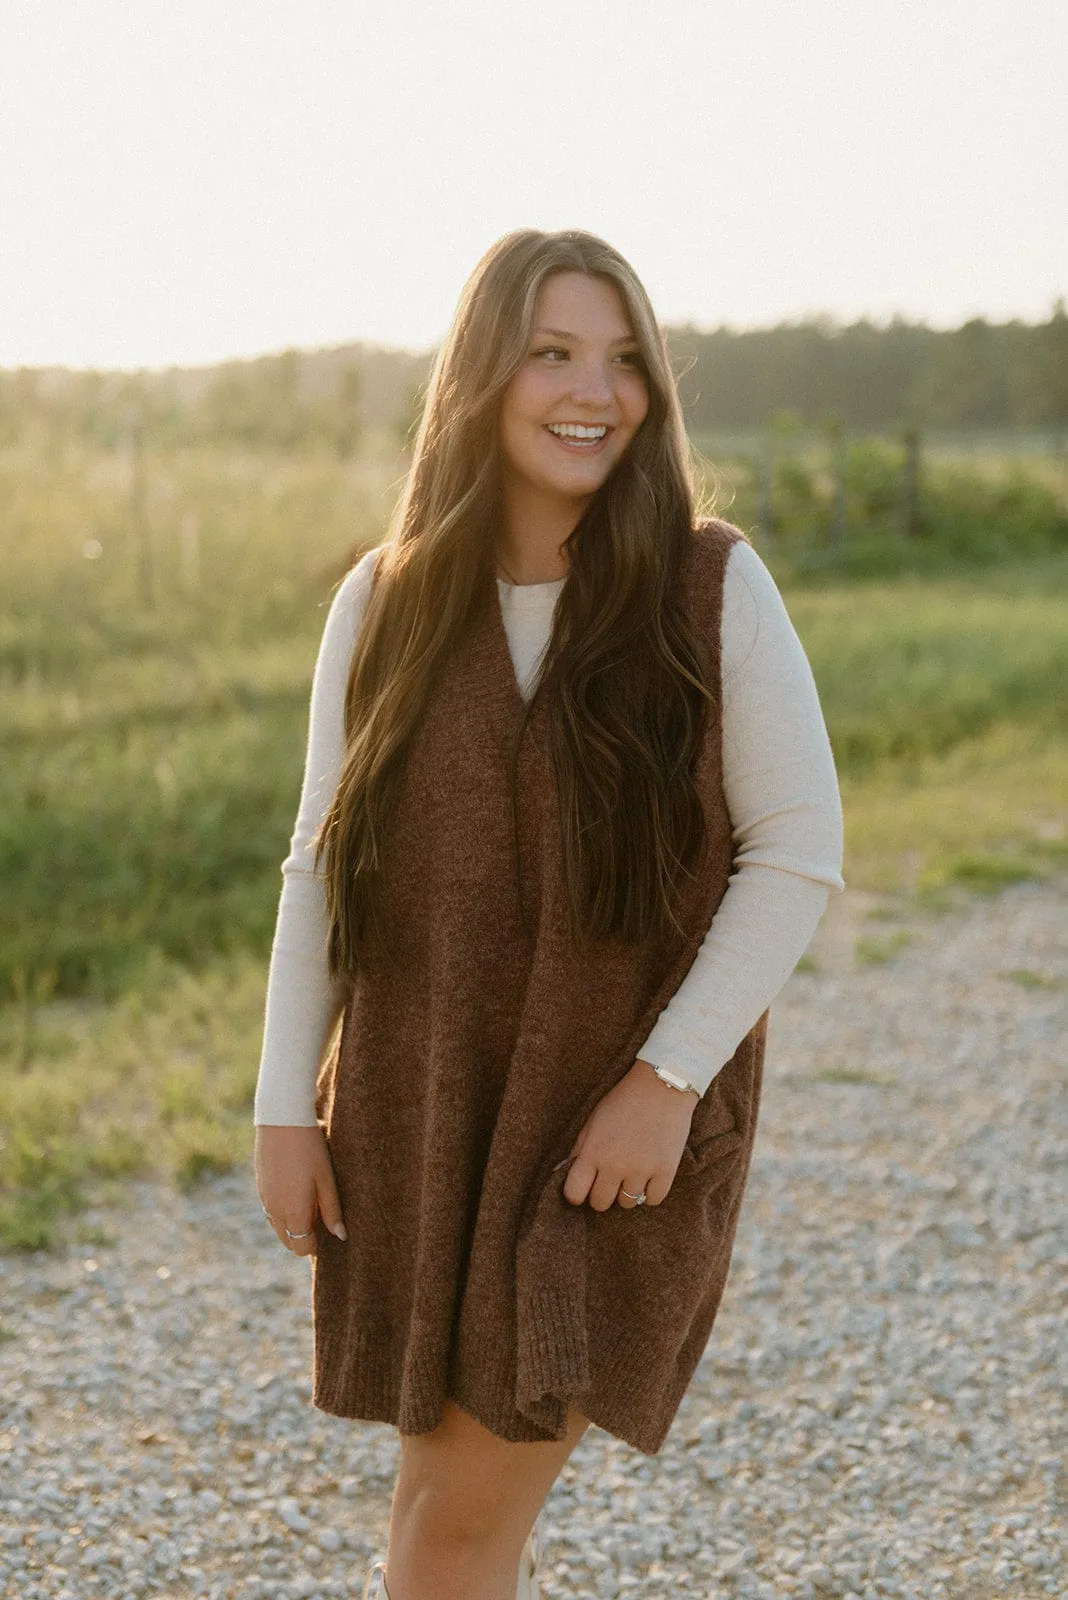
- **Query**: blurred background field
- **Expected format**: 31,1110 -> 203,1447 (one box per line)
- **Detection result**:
2,318 -> 1067,1251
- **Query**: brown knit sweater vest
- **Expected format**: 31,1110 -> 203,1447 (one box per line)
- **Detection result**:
310,517 -> 767,1455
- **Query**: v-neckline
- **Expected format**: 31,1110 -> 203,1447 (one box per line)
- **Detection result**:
487,571 -> 565,719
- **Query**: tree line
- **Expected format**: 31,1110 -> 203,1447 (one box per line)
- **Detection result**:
672,301 -> 1068,434
1,301 -> 1065,450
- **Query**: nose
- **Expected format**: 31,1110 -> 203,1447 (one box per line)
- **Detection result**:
568,356 -> 614,408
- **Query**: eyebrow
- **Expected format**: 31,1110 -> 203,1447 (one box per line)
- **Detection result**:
532,326 -> 640,346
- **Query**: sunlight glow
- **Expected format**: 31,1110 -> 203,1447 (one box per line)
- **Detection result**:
0,0 -> 1063,368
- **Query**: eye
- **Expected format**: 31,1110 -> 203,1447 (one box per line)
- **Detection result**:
531,345 -> 568,361
616,350 -> 645,368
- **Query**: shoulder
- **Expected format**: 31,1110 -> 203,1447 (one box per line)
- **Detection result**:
681,515 -> 756,613
718,539 -> 808,685
691,514 -> 752,559
322,543 -> 385,633
688,516 -> 782,600
334,542 -> 385,609
684,521 -> 794,679
309,545 -> 386,681
684,515 -> 756,591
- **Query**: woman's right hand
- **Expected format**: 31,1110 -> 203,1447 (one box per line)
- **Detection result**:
254,1125 -> 347,1257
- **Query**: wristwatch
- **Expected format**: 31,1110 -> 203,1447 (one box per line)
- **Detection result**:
652,1063 -> 701,1097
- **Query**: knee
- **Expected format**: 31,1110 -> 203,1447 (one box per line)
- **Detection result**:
394,1477 -> 507,1553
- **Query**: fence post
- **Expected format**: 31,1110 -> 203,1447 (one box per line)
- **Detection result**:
900,424 -> 922,538
757,432 -> 775,545
179,510 -> 200,596
124,403 -> 153,607
823,415 -> 847,551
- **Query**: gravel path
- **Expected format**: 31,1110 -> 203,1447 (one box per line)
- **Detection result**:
1,878 -> 1065,1600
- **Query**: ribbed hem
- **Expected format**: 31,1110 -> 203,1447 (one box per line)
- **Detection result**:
515,1289 -> 733,1456
514,1283 -> 591,1433
577,1318 -> 691,1456
448,1325 -> 555,1443
309,1299 -> 728,1456
312,1321 -> 451,1438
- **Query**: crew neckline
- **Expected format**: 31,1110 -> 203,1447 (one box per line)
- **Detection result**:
495,574 -> 568,591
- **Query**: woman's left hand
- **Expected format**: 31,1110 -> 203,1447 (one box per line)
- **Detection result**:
560,1058 -> 698,1210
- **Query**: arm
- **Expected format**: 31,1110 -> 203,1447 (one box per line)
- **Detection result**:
252,547 -> 382,1126
636,537 -> 845,1096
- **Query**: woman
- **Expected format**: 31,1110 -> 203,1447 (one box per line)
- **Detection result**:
253,228 -> 844,1600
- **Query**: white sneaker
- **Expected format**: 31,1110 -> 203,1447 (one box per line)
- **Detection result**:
519,1519 -> 543,1600
362,1557 -> 390,1600
363,1528 -> 541,1600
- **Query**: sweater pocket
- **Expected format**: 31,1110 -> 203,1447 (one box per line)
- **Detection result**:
674,1076 -> 744,1183
676,1122 -> 744,1182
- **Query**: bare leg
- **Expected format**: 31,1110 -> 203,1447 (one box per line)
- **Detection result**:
384,1399 -> 591,1600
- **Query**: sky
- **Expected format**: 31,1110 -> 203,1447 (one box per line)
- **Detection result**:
1,1 -> 1064,371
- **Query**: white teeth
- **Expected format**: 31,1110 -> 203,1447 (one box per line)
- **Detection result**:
547,423 -> 608,440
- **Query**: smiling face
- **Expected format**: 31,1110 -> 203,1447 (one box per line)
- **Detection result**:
497,271 -> 651,526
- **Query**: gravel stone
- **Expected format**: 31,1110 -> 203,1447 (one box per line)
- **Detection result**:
0,879 -> 1064,1597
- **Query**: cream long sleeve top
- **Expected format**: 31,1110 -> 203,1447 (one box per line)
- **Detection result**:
253,538 -> 845,1125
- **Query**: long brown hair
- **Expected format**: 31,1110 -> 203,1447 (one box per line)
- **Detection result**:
315,228 -> 717,978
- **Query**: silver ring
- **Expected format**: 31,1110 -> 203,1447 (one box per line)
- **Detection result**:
284,1226 -> 315,1240
620,1187 -> 647,1205
262,1205 -> 275,1222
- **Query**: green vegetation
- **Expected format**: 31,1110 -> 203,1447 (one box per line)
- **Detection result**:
779,545 -> 1068,900
1,428 -> 1065,1251
0,957 -> 269,1250
1001,969 -> 1065,992
854,931 -> 915,966
809,1067 -> 895,1088
699,435 -> 1068,580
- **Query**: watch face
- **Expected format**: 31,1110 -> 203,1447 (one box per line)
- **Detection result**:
655,1066 -> 693,1092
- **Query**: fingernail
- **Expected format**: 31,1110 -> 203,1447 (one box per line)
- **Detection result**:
329,1221 -> 347,1240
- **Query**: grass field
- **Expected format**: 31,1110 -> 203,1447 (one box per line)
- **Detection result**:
2,436 -> 1066,1250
